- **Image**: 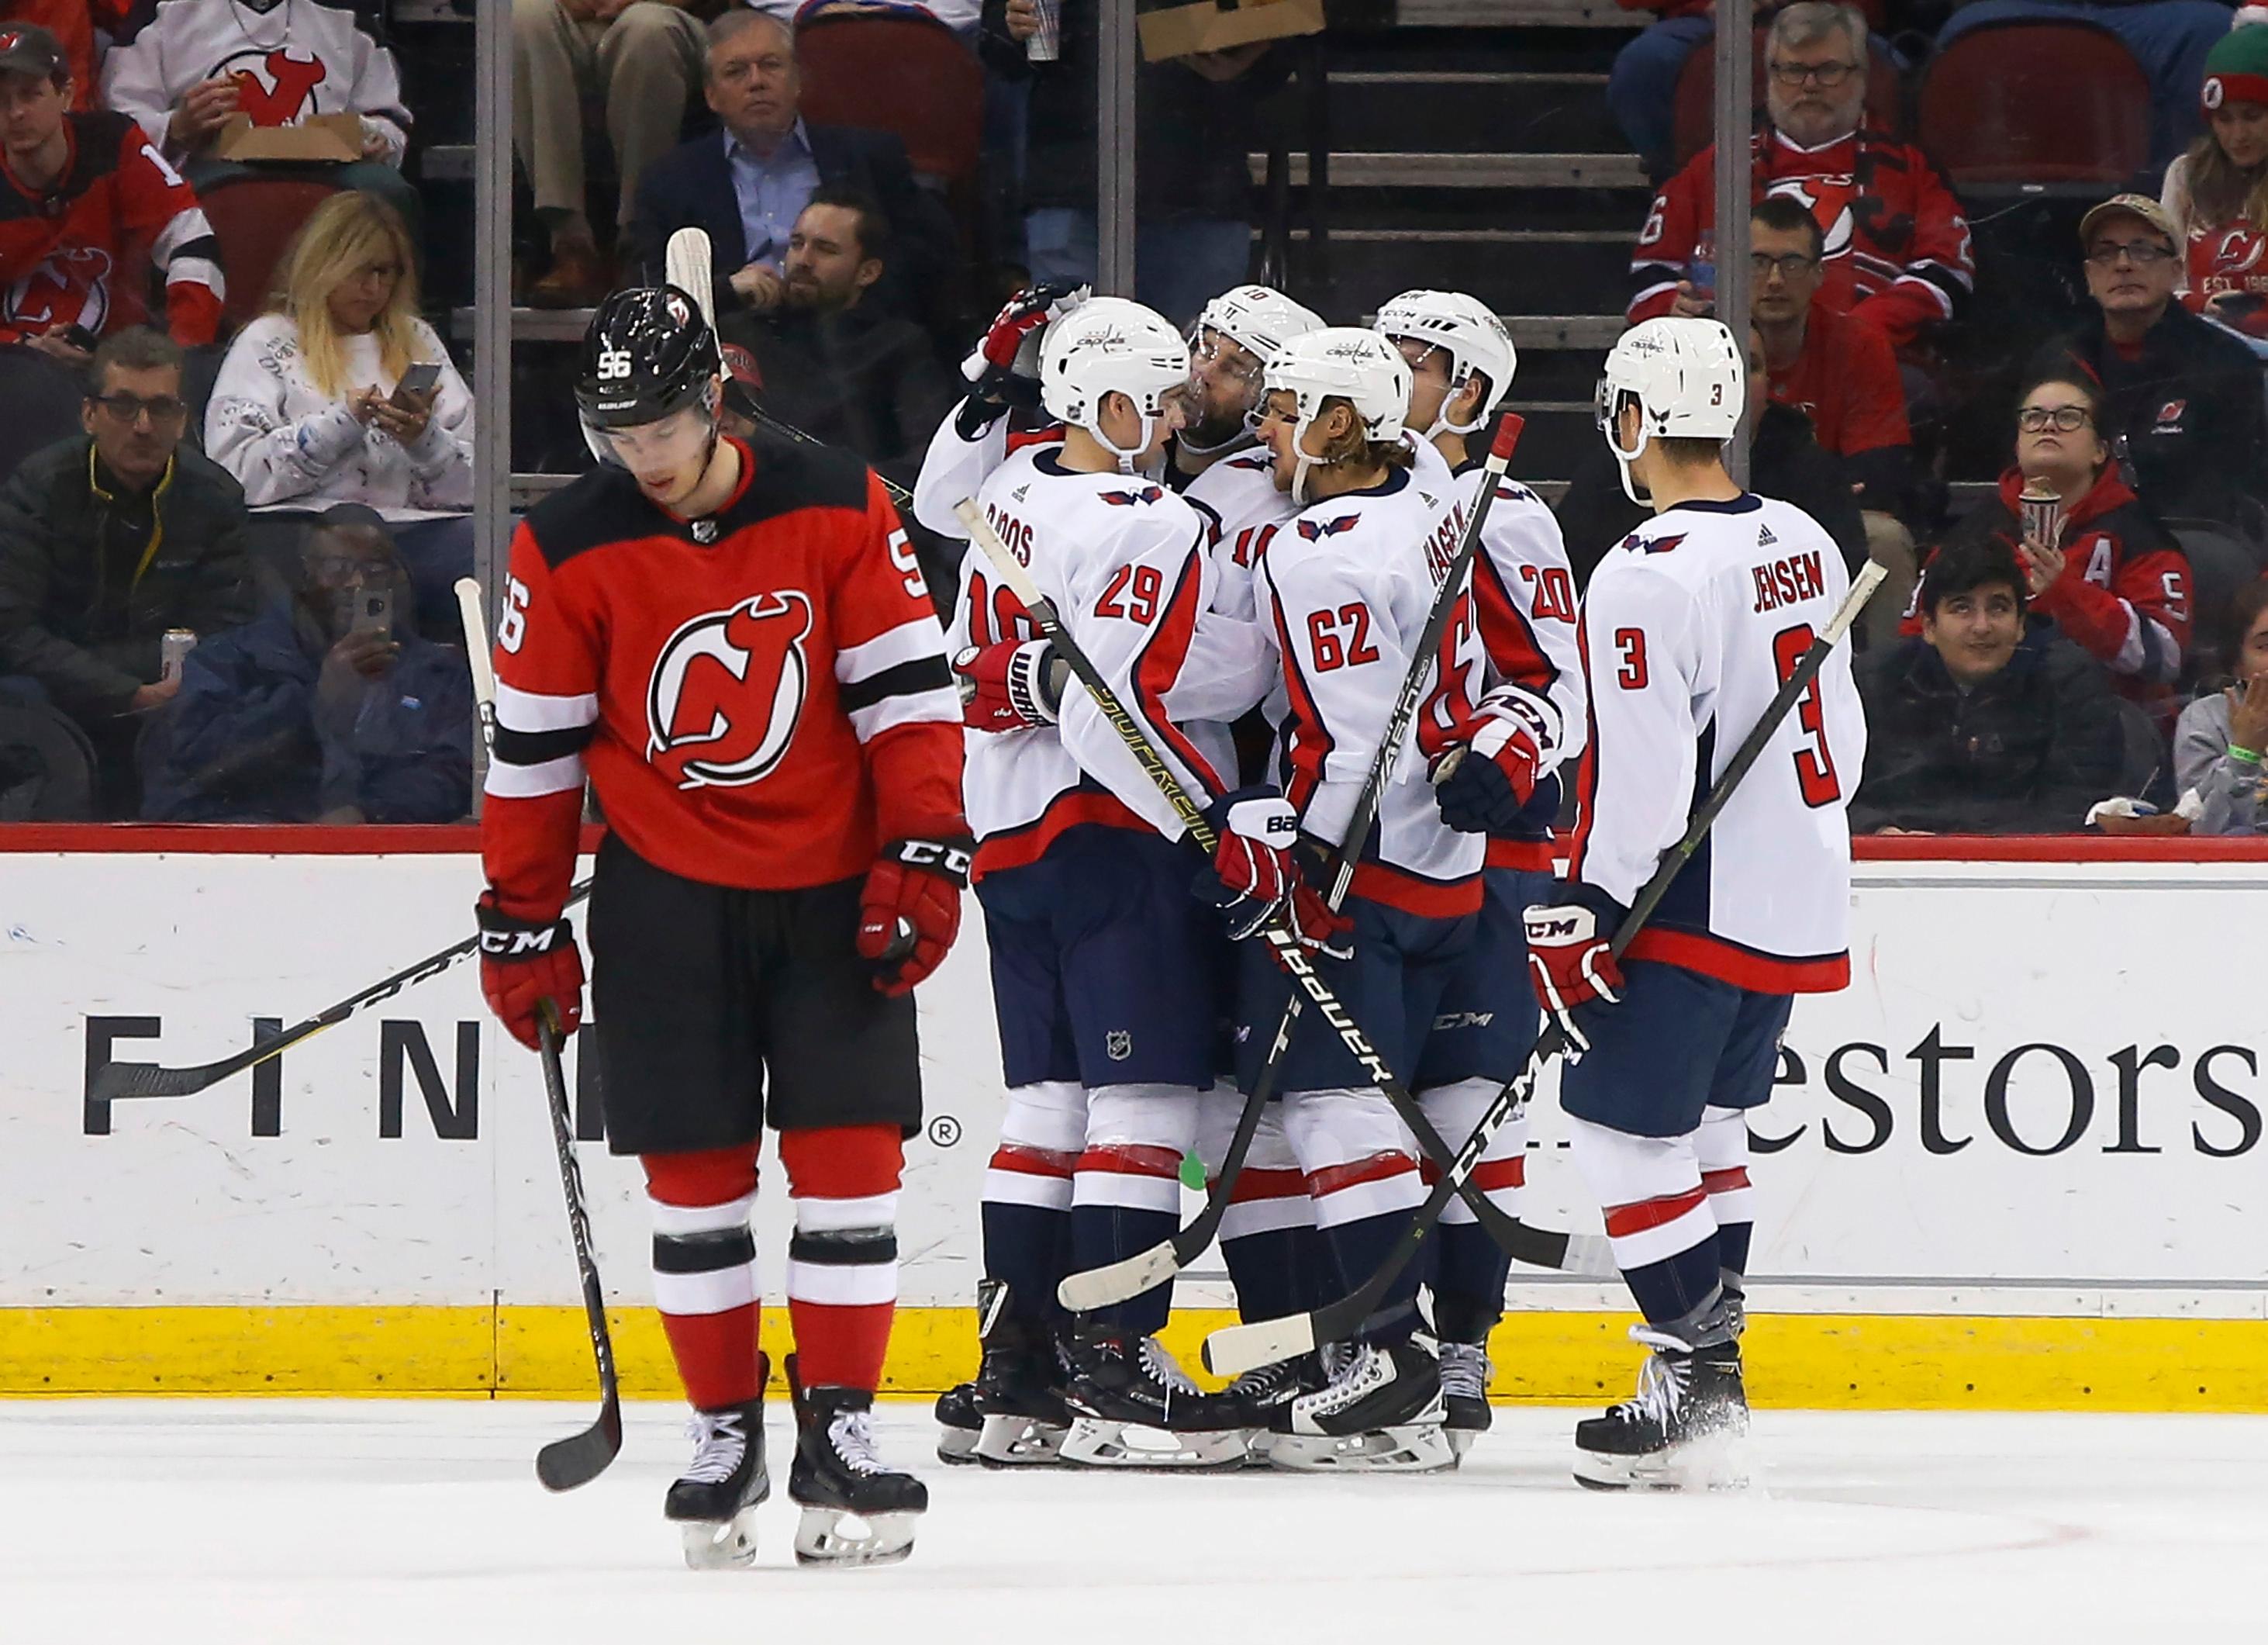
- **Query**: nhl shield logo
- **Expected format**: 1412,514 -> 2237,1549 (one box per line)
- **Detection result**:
1105,1030 -> 1133,1062
646,590 -> 814,790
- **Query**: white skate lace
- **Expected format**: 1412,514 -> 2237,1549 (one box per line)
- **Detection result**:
682,1410 -> 748,1484
1438,1342 -> 1490,1402
829,1408 -> 890,1477
1138,1336 -> 1202,1395
1225,1358 -> 1300,1401
1607,1328 -> 1691,1426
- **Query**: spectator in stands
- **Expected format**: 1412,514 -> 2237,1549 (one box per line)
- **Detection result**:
2175,575 -> 2268,833
1628,2 -> 1973,355
714,185 -> 956,499
0,327 -> 252,817
205,193 -> 472,638
0,22 -> 225,480
141,505 -> 471,824
625,11 -> 946,328
2052,192 -> 2268,529
2,2 -> 96,108
2162,11 -> 2268,342
1750,193 -> 1916,645
103,0 -> 419,232
1919,368 -> 2190,719
1606,0 -> 1724,183
1556,322 -> 1866,586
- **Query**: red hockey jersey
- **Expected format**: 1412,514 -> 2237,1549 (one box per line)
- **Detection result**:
482,437 -> 966,922
0,109 -> 223,347
1629,126 -> 1974,351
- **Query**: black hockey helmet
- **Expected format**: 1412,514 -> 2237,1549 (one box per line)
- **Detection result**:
575,285 -> 721,437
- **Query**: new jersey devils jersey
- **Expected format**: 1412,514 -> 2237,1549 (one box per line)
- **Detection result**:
1569,493 -> 1865,993
482,436 -> 965,923
0,110 -> 222,347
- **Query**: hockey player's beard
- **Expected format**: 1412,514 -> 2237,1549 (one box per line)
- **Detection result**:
1177,408 -> 1253,459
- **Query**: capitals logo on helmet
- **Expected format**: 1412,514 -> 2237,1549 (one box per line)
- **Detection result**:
1039,296 -> 1189,468
1194,284 -> 1324,366
1265,327 -> 1414,504
1375,289 -> 1517,435
646,592 -> 814,790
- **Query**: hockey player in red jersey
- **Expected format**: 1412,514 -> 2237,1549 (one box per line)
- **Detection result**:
476,287 -> 967,1567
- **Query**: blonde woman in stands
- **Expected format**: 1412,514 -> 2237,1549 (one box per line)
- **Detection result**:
205,192 -> 472,633
2161,9 -> 2268,341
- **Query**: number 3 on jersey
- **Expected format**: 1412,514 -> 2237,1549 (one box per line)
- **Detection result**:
1772,624 -> 1841,807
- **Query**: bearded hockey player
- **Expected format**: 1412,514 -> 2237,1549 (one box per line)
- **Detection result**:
1531,316 -> 1863,1488
1374,290 -> 1586,1453
475,286 -> 967,1565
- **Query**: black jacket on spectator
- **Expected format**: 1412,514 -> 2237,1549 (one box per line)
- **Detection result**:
2045,304 -> 2268,529
1555,402 -> 1869,588
1851,627 -> 2125,835
625,124 -> 948,327
0,436 -> 253,720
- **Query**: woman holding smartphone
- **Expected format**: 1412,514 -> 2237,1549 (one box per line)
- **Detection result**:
205,190 -> 475,632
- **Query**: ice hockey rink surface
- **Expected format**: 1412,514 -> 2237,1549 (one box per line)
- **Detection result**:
2,1398 -> 2257,1643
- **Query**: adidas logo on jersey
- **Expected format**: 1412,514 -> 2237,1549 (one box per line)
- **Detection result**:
1012,483 -> 1030,502
1758,525 -> 1778,547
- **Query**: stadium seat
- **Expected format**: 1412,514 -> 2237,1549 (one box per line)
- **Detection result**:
1917,22 -> 2148,192
794,12 -> 983,194
2169,523 -> 2267,681
1670,32 -> 1904,173
196,175 -> 342,333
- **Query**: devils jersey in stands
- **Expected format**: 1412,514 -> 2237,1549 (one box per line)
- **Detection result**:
1571,494 -> 1865,991
482,434 -> 964,922
1630,128 -> 1974,351
0,109 -> 221,346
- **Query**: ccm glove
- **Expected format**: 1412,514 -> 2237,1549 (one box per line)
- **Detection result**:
475,892 -> 585,1052
1521,892 -> 1625,1057
859,835 -> 974,996
953,638 -> 1065,732
1432,683 -> 1560,835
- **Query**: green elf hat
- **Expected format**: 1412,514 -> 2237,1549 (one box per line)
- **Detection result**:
2203,8 -> 2268,114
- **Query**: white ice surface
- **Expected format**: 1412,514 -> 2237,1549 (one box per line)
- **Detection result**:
0,1400 -> 2256,1643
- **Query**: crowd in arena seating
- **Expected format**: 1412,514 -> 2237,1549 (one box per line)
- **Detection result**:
0,0 -> 2260,838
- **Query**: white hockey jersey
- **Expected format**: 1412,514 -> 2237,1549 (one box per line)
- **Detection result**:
1455,461 -> 1588,869
951,444 -> 1271,876
1179,443 -> 1296,622
1255,464 -> 1486,918
1569,492 -> 1866,993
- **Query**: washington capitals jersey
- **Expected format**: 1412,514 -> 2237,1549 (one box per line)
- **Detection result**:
951,444 -> 1270,876
1177,442 -> 1295,622
1569,493 -> 1865,993
482,436 -> 965,921
1257,465 -> 1486,917
0,109 -> 221,347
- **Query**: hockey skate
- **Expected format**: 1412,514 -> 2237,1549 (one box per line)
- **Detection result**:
934,1381 -> 981,1464
1222,1352 -> 1322,1467
1572,1326 -> 1751,1491
785,1354 -> 927,1567
1056,1326 -> 1249,1469
1438,1340 -> 1493,1459
665,1399 -> 770,1570
973,1322 -> 1074,1467
1268,1339 -> 1455,1474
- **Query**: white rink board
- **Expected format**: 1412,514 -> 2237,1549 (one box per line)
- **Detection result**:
2,850 -> 2265,1312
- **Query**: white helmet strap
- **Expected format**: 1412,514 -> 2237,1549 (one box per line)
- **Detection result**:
1605,389 -> 1652,507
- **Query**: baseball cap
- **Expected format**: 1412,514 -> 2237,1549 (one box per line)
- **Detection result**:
0,23 -> 66,82
2077,194 -> 2180,251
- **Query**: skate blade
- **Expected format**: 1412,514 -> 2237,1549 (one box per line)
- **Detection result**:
1574,1429 -> 1753,1493
935,1426 -> 981,1466
1058,1417 -> 1251,1470
793,1506 -> 920,1567
677,1502 -> 764,1570
1445,1428 -> 1479,1460
975,1412 -> 1068,1467
1268,1422 -> 1457,1474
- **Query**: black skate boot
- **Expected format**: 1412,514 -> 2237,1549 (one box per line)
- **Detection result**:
1438,1339 -> 1493,1459
1221,1351 -> 1323,1467
973,1320 -> 1073,1467
785,1353 -> 927,1567
1057,1325 -> 1250,1468
1269,1339 -> 1453,1473
1573,1325 -> 1750,1491
934,1380 -> 982,1464
665,1398 -> 770,1569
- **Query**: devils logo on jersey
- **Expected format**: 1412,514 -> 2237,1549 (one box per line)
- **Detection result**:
212,47 -> 330,126
1766,176 -> 1855,262
7,245 -> 112,334
646,591 -> 814,790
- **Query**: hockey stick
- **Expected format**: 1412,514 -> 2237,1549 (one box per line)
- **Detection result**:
1202,557 -> 1890,1377
456,575 -> 623,1489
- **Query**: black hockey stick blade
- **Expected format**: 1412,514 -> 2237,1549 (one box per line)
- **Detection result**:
533,1004 -> 622,1491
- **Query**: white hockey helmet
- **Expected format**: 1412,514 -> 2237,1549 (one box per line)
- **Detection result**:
1596,316 -> 1745,504
1039,295 -> 1192,472
1374,289 -> 1517,438
1194,283 -> 1325,368
1265,326 -> 1413,504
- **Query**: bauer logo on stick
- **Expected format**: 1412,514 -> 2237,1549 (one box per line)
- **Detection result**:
644,591 -> 814,789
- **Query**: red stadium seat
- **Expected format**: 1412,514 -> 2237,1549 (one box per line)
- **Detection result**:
195,175 -> 341,333
1671,31 -> 1904,173
1918,22 -> 2149,189
793,10 -> 984,193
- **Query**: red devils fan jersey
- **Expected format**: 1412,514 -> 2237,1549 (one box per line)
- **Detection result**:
482,437 -> 965,923
1630,127 -> 1973,351
0,110 -> 223,346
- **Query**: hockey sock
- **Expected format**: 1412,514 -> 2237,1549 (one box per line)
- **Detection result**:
982,1080 -> 1084,1328
1568,1115 -> 1726,1331
779,1125 -> 903,1391
1286,1087 -> 1426,1345
643,1146 -> 762,1411
1071,1084 -> 1199,1336
1217,1164 -> 1317,1323
1697,1105 -> 1755,1304
1421,1077 -> 1524,1343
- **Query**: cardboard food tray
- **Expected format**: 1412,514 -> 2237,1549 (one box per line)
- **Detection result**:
213,112 -> 364,164
1137,0 -> 1325,63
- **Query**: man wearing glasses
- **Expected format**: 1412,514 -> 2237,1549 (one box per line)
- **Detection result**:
2049,192 -> 2268,531
1628,2 -> 1973,356
0,327 -> 252,816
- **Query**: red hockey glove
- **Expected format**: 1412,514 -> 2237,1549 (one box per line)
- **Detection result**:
959,281 -> 1087,410
953,638 -> 1064,733
1432,683 -> 1559,835
1521,895 -> 1624,1057
475,892 -> 585,1052
858,835 -> 974,996
1193,788 -> 1351,956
